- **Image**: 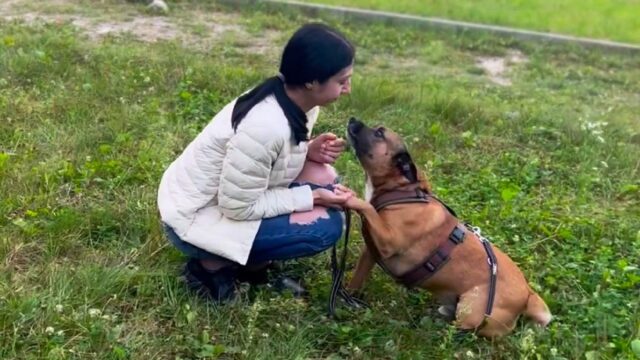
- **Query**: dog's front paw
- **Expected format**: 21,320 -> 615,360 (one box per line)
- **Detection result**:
343,196 -> 370,212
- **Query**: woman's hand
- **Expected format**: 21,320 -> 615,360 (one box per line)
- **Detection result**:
312,185 -> 353,209
307,133 -> 347,164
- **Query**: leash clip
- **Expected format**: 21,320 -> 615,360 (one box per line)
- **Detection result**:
468,225 -> 490,243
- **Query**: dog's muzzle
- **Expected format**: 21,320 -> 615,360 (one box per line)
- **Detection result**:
347,117 -> 365,137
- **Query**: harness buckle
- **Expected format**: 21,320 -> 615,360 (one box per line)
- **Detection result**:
449,226 -> 465,244
425,262 -> 436,272
416,189 -> 428,199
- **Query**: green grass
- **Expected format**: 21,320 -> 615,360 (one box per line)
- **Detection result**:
298,0 -> 640,44
1,1 -> 640,359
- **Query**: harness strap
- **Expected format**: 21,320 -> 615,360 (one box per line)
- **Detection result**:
430,195 -> 458,218
397,225 -> 465,287
481,237 -> 498,317
371,188 -> 429,211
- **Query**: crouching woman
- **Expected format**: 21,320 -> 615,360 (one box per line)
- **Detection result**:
157,23 -> 356,301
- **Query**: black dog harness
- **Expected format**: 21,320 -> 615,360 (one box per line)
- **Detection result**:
370,188 -> 499,321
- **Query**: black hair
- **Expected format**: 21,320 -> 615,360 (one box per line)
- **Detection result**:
231,23 -> 355,144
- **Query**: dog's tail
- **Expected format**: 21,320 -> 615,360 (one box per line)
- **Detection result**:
523,289 -> 552,326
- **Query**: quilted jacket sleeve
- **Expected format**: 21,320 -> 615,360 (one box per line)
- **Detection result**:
217,125 -> 314,221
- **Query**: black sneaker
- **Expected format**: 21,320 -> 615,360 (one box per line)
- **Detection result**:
182,259 -> 237,303
237,267 -> 270,285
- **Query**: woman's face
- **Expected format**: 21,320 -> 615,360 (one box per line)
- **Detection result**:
311,65 -> 353,106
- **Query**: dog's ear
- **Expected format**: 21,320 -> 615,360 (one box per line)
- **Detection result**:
394,152 -> 418,183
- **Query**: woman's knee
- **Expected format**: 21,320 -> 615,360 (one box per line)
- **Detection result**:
316,210 -> 344,249
286,210 -> 343,253
295,161 -> 338,186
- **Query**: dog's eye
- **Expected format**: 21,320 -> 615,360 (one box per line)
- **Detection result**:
374,128 -> 385,138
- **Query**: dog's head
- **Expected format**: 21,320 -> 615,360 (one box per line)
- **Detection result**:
347,117 -> 426,190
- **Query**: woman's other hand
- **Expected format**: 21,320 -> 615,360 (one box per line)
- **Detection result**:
307,132 -> 347,164
312,187 -> 352,208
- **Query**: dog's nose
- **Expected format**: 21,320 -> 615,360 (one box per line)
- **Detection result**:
348,117 -> 364,135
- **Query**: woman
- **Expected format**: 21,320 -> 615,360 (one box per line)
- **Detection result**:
158,23 -> 356,302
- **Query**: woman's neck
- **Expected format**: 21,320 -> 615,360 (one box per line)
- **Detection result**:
284,85 -> 315,113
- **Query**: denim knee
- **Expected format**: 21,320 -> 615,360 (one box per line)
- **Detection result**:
315,210 -> 344,250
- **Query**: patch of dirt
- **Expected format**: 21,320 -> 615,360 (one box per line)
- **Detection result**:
0,0 -> 23,13
0,0 -> 281,54
476,50 -> 528,86
76,16 -> 181,42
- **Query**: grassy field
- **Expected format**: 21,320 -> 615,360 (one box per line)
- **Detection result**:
298,0 -> 640,44
1,0 -> 640,359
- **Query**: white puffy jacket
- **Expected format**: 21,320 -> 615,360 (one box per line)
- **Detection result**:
158,95 -> 319,265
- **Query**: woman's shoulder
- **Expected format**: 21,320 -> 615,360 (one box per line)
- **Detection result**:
239,95 -> 291,138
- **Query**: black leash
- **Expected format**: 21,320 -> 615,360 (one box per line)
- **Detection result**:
328,209 -> 368,317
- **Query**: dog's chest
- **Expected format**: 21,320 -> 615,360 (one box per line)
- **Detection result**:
364,176 -> 374,202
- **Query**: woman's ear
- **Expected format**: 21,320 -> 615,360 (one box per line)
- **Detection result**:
305,80 -> 319,90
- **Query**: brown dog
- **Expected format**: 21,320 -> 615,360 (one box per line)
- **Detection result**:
344,118 -> 551,337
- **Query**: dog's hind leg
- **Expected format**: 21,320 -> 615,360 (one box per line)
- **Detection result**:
454,287 -> 486,332
523,290 -> 552,326
454,286 -> 516,337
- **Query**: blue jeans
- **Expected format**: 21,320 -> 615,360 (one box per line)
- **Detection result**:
164,184 -> 343,266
